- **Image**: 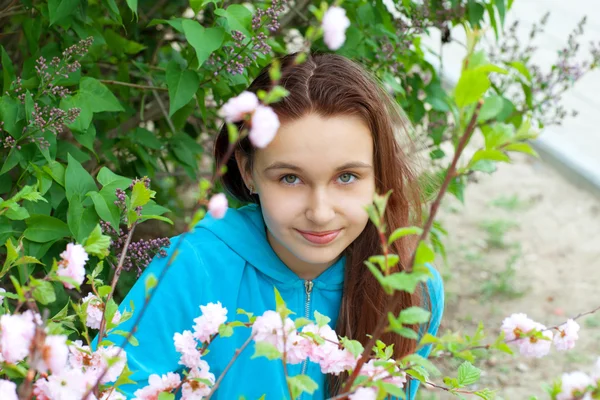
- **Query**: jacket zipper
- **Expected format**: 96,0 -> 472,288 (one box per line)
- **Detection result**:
300,280 -> 313,376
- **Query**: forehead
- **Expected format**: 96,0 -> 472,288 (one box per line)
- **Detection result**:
254,113 -> 373,168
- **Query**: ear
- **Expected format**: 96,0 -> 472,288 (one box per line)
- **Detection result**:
234,149 -> 254,190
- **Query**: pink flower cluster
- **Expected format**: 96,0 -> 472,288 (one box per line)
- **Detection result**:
57,243 -> 89,289
218,91 -> 280,148
208,193 -> 228,219
0,310 -> 40,363
82,293 -> 122,330
501,313 -> 580,358
34,342 -> 127,399
321,6 -> 351,50
192,301 -> 228,343
557,359 -> 600,400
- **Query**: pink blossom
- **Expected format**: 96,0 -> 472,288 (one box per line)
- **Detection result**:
249,105 -> 280,148
100,390 -> 127,400
252,310 -> 295,350
133,372 -> 181,400
517,323 -> 553,358
359,359 -> 407,387
0,379 -> 18,400
82,293 -> 121,330
173,330 -> 204,369
501,313 -> 537,341
181,365 -> 215,399
208,194 -> 228,219
69,342 -> 127,383
321,6 -> 351,50
501,313 -> 552,358
32,334 -> 69,374
554,319 -> 580,351
299,323 -> 356,374
218,91 -> 259,123
0,310 -> 39,363
34,368 -> 97,400
557,371 -> 594,400
349,387 -> 378,400
284,330 -> 310,365
192,302 -> 228,343
57,243 -> 89,289
591,357 -> 600,381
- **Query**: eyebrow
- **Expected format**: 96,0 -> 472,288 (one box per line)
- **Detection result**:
264,161 -> 373,173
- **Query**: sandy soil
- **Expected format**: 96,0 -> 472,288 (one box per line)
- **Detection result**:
418,153 -> 600,399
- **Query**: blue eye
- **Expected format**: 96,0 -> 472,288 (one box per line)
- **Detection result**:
338,173 -> 357,184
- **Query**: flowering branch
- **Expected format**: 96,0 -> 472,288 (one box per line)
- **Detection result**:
340,99 -> 485,395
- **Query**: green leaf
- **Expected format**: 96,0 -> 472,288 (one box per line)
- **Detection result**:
340,337 -> 364,358
380,382 -> 406,398
130,181 -> 155,209
388,226 -> 423,245
503,142 -> 538,157
145,273 -> 158,296
65,154 -> 97,202
48,0 -> 80,26
454,69 -> 490,108
157,393 -> 175,400
495,0 -> 506,26
218,323 -> 234,337
478,95 -> 505,122
97,167 -> 132,188
215,4 -> 253,36
414,242 -> 435,266
399,306 -> 431,325
88,191 -> 120,231
181,20 -> 225,67
251,341 -> 282,360
166,61 -> 200,116
314,310 -> 330,328
67,194 -> 84,241
138,214 -> 173,225
5,205 -> 30,220
79,77 -> 125,113
468,149 -> 511,168
0,148 -> 22,176
383,266 -> 432,294
508,61 -> 531,82
111,330 -> 139,346
125,0 -> 138,15
457,361 -> 481,386
287,375 -> 318,398
84,224 -> 111,259
24,215 -> 71,243
0,96 -> 20,136
1,46 -> 15,93
32,279 -> 56,305
104,30 -> 147,55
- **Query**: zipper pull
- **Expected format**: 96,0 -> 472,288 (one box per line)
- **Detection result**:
305,280 -> 313,295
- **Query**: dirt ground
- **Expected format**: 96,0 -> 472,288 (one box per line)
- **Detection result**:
418,152 -> 600,399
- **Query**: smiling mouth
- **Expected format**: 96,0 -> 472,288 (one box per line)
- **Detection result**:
295,229 -> 342,245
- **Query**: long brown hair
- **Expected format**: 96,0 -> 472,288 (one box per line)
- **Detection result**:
214,52 -> 426,396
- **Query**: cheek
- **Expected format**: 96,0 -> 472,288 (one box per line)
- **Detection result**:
257,189 -> 303,229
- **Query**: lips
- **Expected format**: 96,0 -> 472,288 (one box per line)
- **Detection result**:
295,229 -> 342,245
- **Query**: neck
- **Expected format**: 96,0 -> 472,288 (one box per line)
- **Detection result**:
266,230 -> 336,281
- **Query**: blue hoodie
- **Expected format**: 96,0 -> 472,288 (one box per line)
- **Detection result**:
106,204 -> 444,399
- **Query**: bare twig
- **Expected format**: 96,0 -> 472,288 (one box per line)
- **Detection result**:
99,79 -> 167,92
206,332 -> 255,399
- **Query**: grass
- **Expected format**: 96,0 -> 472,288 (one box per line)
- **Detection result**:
480,249 -> 526,301
478,218 -> 519,249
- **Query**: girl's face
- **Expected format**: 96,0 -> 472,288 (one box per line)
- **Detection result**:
240,113 -> 376,279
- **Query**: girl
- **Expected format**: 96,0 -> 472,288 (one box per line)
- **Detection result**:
109,52 -> 444,399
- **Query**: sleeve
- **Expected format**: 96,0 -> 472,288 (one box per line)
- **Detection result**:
406,264 -> 445,400
92,234 -> 206,398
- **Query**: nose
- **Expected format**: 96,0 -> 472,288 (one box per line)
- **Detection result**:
305,188 -> 335,226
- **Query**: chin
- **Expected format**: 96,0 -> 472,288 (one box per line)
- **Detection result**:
294,244 -> 345,266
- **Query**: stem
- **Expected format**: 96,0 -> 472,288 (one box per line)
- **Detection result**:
205,332 -> 255,399
340,99 -> 485,395
99,79 -> 167,91
97,223 -> 137,345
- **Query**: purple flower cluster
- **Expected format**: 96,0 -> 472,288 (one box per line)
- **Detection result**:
114,188 -> 127,210
128,176 -> 151,190
0,135 -> 18,150
490,14 -> 598,126
100,221 -> 171,276
206,1 -> 286,76
252,0 -> 288,33
31,103 -> 80,135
